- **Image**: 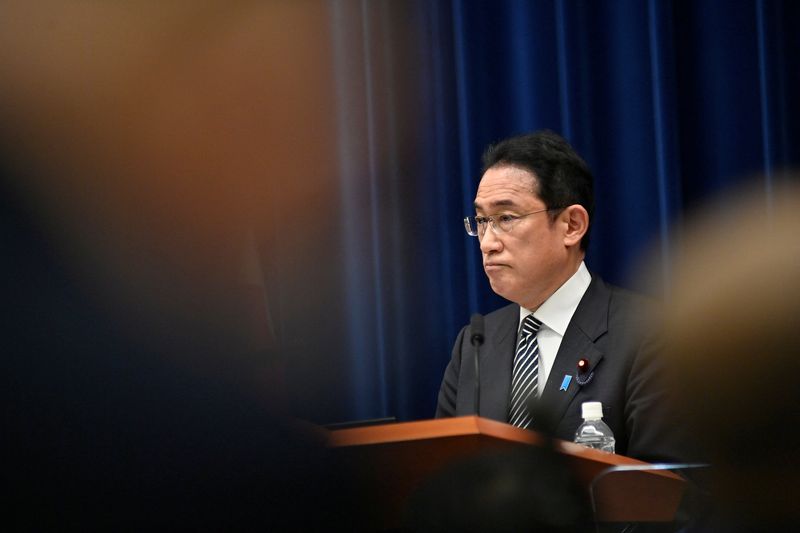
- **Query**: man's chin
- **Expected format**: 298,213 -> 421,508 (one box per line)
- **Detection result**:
487,279 -> 516,303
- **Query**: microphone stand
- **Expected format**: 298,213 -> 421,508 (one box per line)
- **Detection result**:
470,314 -> 484,416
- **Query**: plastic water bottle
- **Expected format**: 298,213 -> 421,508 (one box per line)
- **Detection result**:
574,401 -> 615,453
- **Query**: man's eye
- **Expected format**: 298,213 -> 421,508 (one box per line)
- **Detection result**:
497,214 -> 516,224
474,217 -> 488,225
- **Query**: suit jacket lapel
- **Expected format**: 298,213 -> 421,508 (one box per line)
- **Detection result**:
539,276 -> 609,427
480,305 -> 518,421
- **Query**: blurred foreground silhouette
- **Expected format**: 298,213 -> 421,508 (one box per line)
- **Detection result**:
2,2 -> 351,528
650,178 -> 800,529
405,445 -> 593,533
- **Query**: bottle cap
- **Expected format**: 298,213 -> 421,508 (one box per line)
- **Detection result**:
581,401 -> 603,420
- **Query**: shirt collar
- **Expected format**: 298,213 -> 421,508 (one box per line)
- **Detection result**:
519,261 -> 592,336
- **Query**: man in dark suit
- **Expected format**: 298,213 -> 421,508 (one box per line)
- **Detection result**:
436,131 -> 680,463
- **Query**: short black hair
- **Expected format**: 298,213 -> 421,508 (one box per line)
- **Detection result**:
481,130 -> 594,251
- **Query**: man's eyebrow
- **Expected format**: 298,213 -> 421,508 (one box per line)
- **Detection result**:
473,199 -> 520,210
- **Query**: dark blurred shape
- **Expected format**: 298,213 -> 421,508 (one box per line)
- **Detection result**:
527,394 -> 561,444
1,1 -> 349,529
404,446 -> 592,533
406,406 -> 590,533
653,177 -> 800,529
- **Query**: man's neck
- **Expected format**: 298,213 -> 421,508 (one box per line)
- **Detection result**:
522,253 -> 585,311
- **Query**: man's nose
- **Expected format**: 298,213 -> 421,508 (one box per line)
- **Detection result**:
479,227 -> 502,254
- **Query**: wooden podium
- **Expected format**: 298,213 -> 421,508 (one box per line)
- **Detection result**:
328,416 -> 685,529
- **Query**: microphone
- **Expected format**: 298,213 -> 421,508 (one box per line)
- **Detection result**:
470,313 -> 485,416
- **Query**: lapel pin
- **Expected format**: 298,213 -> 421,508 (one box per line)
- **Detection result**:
575,357 -> 595,386
559,374 -> 572,391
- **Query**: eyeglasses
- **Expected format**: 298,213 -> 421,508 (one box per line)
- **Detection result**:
463,208 -> 557,238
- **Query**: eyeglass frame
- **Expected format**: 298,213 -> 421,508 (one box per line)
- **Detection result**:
463,207 -> 563,238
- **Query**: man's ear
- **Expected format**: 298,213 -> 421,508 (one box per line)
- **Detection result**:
561,205 -> 589,248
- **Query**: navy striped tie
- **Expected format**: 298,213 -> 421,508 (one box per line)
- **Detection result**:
508,314 -> 543,428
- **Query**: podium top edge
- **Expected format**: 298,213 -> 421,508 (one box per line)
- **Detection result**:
325,416 -> 680,477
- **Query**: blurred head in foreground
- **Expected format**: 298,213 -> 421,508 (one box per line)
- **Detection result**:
2,1 -> 345,528
655,178 -> 800,526
1,1 -> 339,396
405,447 -> 592,532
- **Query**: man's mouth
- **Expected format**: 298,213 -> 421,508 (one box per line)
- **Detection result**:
484,262 -> 507,272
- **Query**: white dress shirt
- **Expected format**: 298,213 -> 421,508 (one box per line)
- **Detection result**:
518,261 -> 592,397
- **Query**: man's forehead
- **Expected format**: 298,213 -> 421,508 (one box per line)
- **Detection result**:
474,165 -> 540,209
473,197 -> 526,210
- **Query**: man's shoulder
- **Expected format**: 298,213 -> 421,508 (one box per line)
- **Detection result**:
467,302 -> 519,340
484,302 -> 518,322
588,273 -> 658,306
587,273 -> 661,327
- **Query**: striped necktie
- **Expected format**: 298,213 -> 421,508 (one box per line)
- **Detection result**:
508,314 -> 543,428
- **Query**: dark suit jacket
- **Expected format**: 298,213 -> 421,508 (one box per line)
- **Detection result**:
436,274 -> 684,463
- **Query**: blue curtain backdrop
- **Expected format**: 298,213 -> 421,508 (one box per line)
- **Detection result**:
269,0 -> 800,425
